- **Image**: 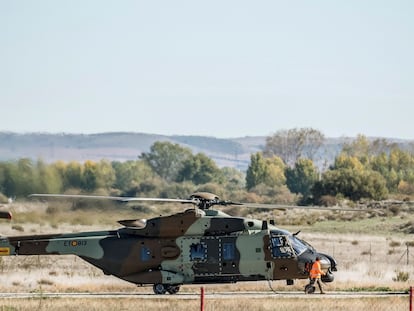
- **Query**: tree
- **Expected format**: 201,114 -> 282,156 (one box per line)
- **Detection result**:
313,167 -> 388,201
0,162 -> 18,197
177,153 -> 222,185
140,142 -> 192,182
286,158 -> 319,199
112,160 -> 153,192
246,153 -> 268,190
246,153 -> 286,190
333,154 -> 364,171
95,160 -> 116,189
342,134 -> 397,158
342,134 -> 370,160
264,128 -> 325,166
15,158 -> 38,196
82,160 -> 98,192
36,159 -> 62,194
263,156 -> 286,187
64,161 -> 83,190
220,167 -> 245,191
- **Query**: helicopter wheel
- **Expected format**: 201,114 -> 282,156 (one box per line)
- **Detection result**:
153,283 -> 167,295
166,285 -> 180,294
304,284 -> 316,294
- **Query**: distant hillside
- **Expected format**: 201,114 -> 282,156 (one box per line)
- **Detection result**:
0,132 -> 411,171
0,132 -> 259,170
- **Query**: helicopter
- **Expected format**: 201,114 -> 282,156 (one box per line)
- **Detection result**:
0,192 -> 341,295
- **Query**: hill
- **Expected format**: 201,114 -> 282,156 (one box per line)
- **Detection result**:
0,132 -> 262,170
0,132 -> 411,170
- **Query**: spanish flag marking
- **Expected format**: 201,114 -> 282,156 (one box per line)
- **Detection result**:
0,247 -> 10,256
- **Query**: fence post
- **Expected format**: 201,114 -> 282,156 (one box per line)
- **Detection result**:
200,286 -> 205,311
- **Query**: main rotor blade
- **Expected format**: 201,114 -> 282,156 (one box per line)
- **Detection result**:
29,194 -> 196,204
239,203 -> 372,212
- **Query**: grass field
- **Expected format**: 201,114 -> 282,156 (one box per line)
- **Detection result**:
0,296 -> 409,311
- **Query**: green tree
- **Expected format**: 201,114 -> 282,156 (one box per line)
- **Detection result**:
286,158 -> 319,199
140,142 -> 192,182
246,153 -> 286,190
313,167 -> 388,201
177,153 -> 222,185
220,167 -> 245,191
36,159 -> 63,194
0,162 -> 18,197
246,152 -> 268,190
15,158 -> 38,196
112,160 -> 153,192
82,160 -> 98,192
64,161 -> 83,190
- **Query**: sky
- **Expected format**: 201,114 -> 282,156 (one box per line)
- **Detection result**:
1,1 -> 413,139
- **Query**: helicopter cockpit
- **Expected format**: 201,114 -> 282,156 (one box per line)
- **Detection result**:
270,230 -> 315,258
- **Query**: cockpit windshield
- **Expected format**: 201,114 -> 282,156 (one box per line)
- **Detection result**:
288,235 -> 312,255
270,230 -> 314,256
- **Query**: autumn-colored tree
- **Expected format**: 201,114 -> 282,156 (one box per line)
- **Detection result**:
246,153 -> 285,190
95,160 -> 116,189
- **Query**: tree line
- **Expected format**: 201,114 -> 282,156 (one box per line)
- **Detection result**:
0,129 -> 413,205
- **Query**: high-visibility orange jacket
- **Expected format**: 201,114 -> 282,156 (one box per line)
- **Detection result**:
309,260 -> 324,279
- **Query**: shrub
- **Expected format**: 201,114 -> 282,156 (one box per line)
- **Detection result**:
393,271 -> 409,282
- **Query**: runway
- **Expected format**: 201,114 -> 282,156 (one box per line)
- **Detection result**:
0,291 -> 409,299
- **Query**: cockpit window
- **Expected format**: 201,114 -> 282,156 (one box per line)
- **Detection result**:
270,235 -> 295,258
288,235 -> 309,255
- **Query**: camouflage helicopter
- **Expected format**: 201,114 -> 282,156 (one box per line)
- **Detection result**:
0,192 -> 340,295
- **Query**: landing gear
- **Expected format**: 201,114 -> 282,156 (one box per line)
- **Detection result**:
304,283 -> 316,294
167,285 -> 180,294
153,284 -> 181,295
153,283 -> 166,294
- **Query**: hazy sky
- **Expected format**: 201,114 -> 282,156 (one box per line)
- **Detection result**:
1,1 -> 413,139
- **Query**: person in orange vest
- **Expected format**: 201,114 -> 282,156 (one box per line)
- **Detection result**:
309,256 -> 326,294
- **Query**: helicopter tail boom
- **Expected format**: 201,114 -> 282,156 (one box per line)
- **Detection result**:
0,231 -> 116,258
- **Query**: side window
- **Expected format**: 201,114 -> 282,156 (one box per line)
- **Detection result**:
270,235 -> 294,258
190,243 -> 207,262
141,246 -> 151,261
223,243 -> 235,261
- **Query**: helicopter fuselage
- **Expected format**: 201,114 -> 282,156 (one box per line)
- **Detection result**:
0,208 -> 336,294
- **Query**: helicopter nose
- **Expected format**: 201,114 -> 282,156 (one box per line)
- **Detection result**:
317,253 -> 337,283
318,252 -> 337,272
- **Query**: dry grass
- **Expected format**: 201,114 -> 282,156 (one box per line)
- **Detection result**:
0,296 -> 408,311
1,201 -> 414,310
